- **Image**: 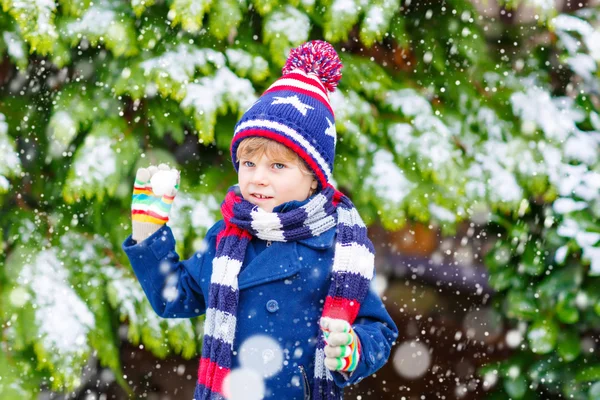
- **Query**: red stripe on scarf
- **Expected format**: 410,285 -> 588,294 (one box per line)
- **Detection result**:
216,226 -> 252,248
197,357 -> 230,395
331,186 -> 344,206
232,130 -> 329,189
322,296 -> 360,323
218,191 -> 253,247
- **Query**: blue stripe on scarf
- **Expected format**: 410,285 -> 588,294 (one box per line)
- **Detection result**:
207,285 -> 239,315
194,383 -> 226,400
326,272 -> 371,301
215,236 -> 250,262
337,224 -> 374,252
202,335 -> 234,368
283,224 -> 312,241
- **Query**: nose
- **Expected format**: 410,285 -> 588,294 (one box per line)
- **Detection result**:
252,165 -> 269,185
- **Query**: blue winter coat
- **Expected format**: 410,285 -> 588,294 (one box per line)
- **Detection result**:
122,198 -> 398,399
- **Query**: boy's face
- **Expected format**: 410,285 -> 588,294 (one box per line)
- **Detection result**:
238,153 -> 318,212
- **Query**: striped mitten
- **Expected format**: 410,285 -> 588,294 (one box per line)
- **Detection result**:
321,318 -> 361,373
131,164 -> 179,243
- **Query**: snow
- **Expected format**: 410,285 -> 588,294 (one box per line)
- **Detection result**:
429,204 -> 456,222
191,195 -> 219,230
2,31 -> 25,60
266,6 -> 310,44
412,115 -> 457,170
332,0 -> 358,14
511,88 -> 583,142
181,67 -> 256,120
556,218 -> 579,238
0,113 -> 21,177
553,14 -> 594,36
552,198 -> 587,214
531,0 -> 554,12
226,49 -> 252,69
555,218 -> 600,275
104,267 -> 146,325
385,89 -> 432,117
364,5 -> 386,32
141,45 -> 226,84
365,149 -> 414,204
563,131 -> 599,164
223,369 -> 265,400
555,245 -> 568,264
582,247 -> 600,275
0,175 -> 8,192
67,7 -> 116,36
17,249 -> 95,359
545,161 -> 600,201
476,107 -> 504,140
238,335 -> 284,378
575,231 -> 600,248
505,330 -> 523,348
329,90 -> 373,135
71,135 -> 117,188
467,155 -> 523,204
566,54 -> 597,81
388,123 -> 414,148
150,169 -> 178,196
168,192 -> 219,246
392,341 -> 430,379
47,110 -> 78,158
8,0 -> 58,40
553,14 -> 600,61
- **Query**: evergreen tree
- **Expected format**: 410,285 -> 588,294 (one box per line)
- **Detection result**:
0,0 -> 598,398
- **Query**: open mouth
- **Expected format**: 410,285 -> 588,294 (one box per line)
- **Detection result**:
252,193 -> 273,201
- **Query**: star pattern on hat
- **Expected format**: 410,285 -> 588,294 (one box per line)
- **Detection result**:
271,95 -> 314,116
325,117 -> 337,144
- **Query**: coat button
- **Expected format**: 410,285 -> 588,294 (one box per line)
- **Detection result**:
266,299 -> 279,313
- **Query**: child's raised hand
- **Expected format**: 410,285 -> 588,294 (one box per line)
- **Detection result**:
131,163 -> 180,242
320,318 -> 361,373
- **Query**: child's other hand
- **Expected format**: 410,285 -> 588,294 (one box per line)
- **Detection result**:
320,318 -> 361,373
131,163 -> 180,242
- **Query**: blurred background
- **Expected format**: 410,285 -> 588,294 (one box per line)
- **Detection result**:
0,0 -> 599,398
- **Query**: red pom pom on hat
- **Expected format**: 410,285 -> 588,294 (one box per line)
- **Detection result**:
282,40 -> 343,92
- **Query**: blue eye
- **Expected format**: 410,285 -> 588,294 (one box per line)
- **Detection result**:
243,161 -> 255,167
273,163 -> 285,170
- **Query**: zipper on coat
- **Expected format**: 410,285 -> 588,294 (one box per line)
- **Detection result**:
266,240 -> 272,247
299,365 -> 311,400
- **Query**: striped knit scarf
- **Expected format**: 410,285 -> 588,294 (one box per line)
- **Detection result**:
194,185 -> 374,400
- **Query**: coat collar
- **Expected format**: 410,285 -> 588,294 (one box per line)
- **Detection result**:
297,225 -> 336,249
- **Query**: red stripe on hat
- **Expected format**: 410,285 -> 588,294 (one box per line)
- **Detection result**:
285,70 -> 328,93
322,296 -> 360,324
131,209 -> 169,222
263,84 -> 334,117
232,129 -> 329,189
197,357 -> 229,395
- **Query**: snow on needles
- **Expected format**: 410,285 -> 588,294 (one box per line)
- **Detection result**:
17,249 -> 95,361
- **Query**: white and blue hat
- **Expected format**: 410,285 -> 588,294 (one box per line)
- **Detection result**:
231,40 -> 343,190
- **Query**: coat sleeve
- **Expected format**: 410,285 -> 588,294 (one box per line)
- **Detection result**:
121,220 -> 223,319
331,274 -> 399,387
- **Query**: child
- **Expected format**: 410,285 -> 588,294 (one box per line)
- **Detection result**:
122,40 -> 398,400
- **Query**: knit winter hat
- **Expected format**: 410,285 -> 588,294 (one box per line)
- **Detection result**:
231,40 -> 343,190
